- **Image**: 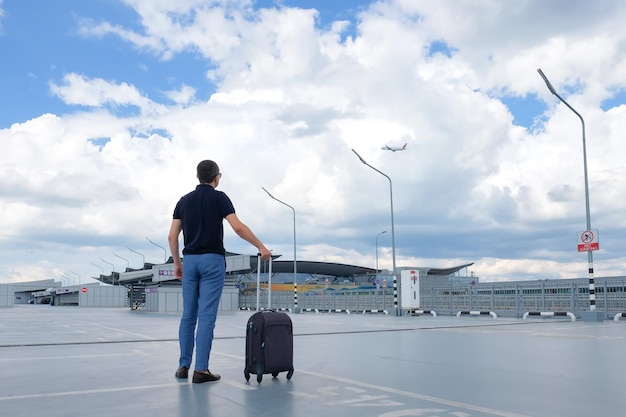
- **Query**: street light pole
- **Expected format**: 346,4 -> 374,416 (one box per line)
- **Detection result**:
99,257 -> 115,273
60,272 -> 74,286
69,270 -> 81,285
126,246 -> 146,268
146,237 -> 167,263
99,257 -> 116,286
376,230 -> 387,285
352,149 -> 399,316
90,261 -> 104,285
262,187 -> 299,312
113,251 -> 130,272
537,68 -> 596,312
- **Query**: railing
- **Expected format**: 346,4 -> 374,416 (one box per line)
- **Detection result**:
423,279 -> 626,317
238,279 -> 626,318
239,287 -> 395,312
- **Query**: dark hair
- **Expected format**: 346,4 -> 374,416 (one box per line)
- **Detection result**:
197,160 -> 220,183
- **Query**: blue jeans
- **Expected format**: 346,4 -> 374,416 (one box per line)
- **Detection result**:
178,253 -> 225,371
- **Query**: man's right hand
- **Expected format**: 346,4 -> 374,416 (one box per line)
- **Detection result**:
258,247 -> 271,261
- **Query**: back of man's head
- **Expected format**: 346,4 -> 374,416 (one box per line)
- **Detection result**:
197,160 -> 220,183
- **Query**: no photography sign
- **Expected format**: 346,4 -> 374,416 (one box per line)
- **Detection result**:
577,229 -> 599,252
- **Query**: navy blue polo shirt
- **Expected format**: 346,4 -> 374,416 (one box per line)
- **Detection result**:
172,184 -> 235,256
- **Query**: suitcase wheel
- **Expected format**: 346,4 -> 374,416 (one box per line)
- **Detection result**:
271,372 -> 278,378
255,363 -> 263,383
287,368 -> 294,380
244,369 -> 250,381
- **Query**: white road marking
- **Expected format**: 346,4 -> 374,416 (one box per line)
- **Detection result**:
300,369 -> 541,417
0,349 -> 542,417
378,409 -> 447,417
317,386 -> 341,396
222,379 -> 256,391
346,386 -> 368,394
0,384 -> 179,401
327,394 -> 403,407
214,351 -> 544,417
0,352 -> 141,362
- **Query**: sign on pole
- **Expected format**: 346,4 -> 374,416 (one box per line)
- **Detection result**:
577,229 -> 599,252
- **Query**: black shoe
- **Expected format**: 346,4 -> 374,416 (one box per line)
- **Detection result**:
192,370 -> 221,383
175,367 -> 189,379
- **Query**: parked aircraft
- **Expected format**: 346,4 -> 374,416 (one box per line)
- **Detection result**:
381,143 -> 407,152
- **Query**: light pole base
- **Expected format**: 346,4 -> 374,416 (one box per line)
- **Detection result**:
580,311 -> 604,322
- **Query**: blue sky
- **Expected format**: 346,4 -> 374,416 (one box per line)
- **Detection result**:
1,0 -> 369,129
1,0 -> 626,285
1,1 -> 208,127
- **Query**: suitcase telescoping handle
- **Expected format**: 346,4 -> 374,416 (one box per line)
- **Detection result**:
256,254 -> 273,311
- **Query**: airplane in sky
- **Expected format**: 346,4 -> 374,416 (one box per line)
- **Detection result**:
381,143 -> 407,152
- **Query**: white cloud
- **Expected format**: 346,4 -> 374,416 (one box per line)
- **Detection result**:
165,84 -> 196,104
78,18 -> 166,57
49,73 -> 158,113
1,0 -> 626,284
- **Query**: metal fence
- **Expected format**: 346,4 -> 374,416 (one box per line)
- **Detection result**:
423,278 -> 626,317
239,287 -> 396,313
238,278 -> 626,318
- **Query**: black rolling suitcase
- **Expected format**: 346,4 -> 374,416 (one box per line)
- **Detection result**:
244,256 -> 294,383
244,310 -> 294,383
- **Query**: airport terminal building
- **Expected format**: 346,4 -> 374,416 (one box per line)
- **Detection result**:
2,253 -> 625,320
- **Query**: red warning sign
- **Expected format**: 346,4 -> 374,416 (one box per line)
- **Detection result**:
577,229 -> 599,252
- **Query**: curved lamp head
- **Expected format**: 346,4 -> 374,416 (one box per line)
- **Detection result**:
537,68 -> 557,95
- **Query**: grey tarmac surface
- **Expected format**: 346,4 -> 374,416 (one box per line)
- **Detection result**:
1,305 -> 624,417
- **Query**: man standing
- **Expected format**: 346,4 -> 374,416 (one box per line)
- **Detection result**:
168,160 -> 271,383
